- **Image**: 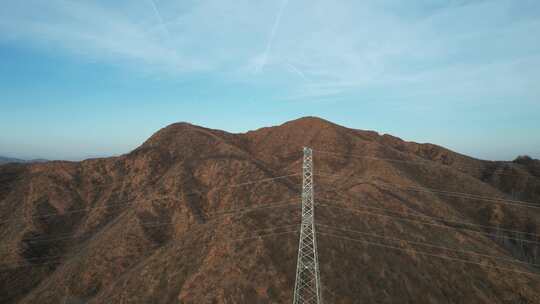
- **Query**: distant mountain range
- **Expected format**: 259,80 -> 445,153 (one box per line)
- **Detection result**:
0,156 -> 48,165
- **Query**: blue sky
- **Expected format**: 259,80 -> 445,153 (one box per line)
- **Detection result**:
1,0 -> 539,161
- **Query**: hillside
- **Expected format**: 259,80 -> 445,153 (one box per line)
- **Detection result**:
0,117 -> 539,303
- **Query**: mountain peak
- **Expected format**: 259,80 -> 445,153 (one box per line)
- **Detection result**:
282,116 -> 341,129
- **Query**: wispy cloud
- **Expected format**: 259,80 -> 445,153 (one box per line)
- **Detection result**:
1,0 -> 539,161
284,62 -> 307,80
252,0 -> 289,73
0,1 -> 207,74
0,0 -> 539,104
148,0 -> 170,39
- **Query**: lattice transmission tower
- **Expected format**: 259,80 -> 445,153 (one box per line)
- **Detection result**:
293,147 -> 323,304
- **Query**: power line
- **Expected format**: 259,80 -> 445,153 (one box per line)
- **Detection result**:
1,199 -> 301,262
0,173 -> 301,225
314,173 -> 540,209
318,232 -> 540,277
96,229 -> 300,304
316,223 -> 540,267
0,198 -> 157,225
313,149 -> 533,179
0,224 -> 300,271
375,181 -> 540,209
0,228 -> 299,272
3,146 -> 538,301
317,203 -> 540,245
315,172 -> 539,209
2,199 -> 301,249
316,197 -> 540,239
3,224 -> 301,266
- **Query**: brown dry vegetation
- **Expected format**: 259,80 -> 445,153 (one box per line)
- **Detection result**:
0,117 -> 539,303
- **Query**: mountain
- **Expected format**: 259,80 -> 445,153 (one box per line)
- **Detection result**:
0,117 -> 539,303
0,157 -> 26,165
0,157 -> 48,165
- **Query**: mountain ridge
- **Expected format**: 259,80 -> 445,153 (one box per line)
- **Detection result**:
0,156 -> 48,165
0,117 -> 539,303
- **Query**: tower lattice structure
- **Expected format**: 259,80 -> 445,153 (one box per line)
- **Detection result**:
293,147 -> 323,304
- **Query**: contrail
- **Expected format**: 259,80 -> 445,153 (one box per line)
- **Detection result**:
285,62 -> 307,80
255,0 -> 289,73
148,0 -> 170,38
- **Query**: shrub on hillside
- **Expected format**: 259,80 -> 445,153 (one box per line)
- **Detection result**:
514,155 -> 540,177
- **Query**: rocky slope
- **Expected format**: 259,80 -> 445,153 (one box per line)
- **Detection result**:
0,117 -> 539,303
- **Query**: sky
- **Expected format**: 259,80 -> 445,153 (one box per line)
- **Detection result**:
0,0 -> 539,161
